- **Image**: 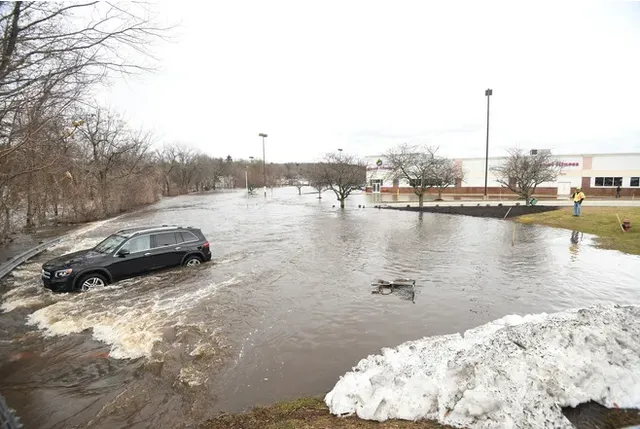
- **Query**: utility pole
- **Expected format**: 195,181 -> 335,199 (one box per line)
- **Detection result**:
484,88 -> 493,200
259,133 -> 268,197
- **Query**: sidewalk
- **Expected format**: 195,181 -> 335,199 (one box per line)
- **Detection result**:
371,198 -> 640,208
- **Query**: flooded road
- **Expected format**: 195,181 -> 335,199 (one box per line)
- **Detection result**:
1,188 -> 639,428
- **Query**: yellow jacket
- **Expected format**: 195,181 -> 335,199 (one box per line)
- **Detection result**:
573,191 -> 585,202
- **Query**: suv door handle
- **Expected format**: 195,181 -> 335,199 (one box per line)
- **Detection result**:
175,246 -> 181,250
144,252 -> 151,256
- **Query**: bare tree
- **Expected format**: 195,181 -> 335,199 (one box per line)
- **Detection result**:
0,2 -> 167,101
74,106 -> 151,216
386,143 -> 437,208
205,157 -> 226,190
319,153 -> 365,208
156,146 -> 178,196
491,148 -> 562,204
293,163 -> 304,195
429,157 -> 464,200
0,2 -> 169,239
307,164 -> 328,199
170,144 -> 198,194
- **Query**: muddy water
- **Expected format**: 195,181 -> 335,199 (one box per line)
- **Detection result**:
1,188 -> 639,429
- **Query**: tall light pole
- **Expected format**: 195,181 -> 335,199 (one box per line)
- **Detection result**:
484,88 -> 493,200
259,133 -> 268,197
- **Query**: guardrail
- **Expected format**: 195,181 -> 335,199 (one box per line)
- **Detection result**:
0,393 -> 21,429
0,238 -> 61,281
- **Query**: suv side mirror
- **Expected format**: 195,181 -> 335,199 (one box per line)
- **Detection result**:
117,249 -> 130,257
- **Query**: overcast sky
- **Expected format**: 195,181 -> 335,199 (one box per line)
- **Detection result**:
100,1 -> 640,162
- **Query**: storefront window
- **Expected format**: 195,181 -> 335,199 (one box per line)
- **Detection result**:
595,177 -> 622,187
631,177 -> 639,187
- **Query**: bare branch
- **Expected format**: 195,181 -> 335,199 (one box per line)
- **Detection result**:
385,143 -> 438,207
319,152 -> 366,208
491,148 -> 562,204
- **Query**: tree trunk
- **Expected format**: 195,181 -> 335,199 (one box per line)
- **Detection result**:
318,190 -> 322,199
437,189 -> 443,200
26,174 -> 35,229
99,175 -> 109,217
340,198 -> 345,209
418,193 -> 424,208
3,203 -> 10,235
298,186 -> 302,195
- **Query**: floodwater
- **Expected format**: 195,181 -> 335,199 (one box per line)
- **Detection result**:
0,188 -> 638,429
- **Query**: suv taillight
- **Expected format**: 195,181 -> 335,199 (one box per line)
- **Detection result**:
203,241 -> 209,248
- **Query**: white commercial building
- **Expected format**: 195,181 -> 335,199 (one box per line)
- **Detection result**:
365,152 -> 640,198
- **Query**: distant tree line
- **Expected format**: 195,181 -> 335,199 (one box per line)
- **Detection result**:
0,2 -> 173,240
0,3 -> 369,242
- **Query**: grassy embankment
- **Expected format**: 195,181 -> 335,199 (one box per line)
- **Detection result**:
200,396 -> 640,429
201,397 -> 454,429
516,206 -> 640,255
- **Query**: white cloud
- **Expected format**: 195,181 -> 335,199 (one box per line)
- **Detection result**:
100,0 -> 640,162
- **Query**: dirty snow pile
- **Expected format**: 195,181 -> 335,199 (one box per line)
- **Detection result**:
325,304 -> 640,429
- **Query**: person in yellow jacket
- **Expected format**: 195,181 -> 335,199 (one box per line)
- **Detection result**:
571,187 -> 586,216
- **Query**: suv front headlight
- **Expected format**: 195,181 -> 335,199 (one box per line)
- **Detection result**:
55,268 -> 73,278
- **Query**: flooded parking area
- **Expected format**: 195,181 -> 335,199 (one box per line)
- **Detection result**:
1,188 -> 639,429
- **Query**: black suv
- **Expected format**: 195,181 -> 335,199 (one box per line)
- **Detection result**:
41,225 -> 211,292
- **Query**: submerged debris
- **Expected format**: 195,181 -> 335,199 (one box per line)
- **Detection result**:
371,279 -> 416,303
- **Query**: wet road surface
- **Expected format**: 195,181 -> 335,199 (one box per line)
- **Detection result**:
1,188 -> 639,428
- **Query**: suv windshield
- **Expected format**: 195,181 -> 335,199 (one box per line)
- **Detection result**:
93,234 -> 127,254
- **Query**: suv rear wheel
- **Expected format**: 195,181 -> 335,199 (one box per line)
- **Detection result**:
183,255 -> 202,267
77,273 -> 108,292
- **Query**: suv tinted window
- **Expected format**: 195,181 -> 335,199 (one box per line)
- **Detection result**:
177,231 -> 198,243
123,235 -> 151,253
153,232 -> 178,248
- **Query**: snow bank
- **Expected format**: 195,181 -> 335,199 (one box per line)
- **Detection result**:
325,304 -> 640,428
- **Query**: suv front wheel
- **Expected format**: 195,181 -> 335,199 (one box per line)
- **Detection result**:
77,273 -> 108,292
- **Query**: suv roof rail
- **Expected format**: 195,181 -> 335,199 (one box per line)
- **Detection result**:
116,225 -> 184,236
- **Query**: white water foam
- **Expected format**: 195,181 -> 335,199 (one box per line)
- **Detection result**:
1,269 -> 71,313
2,292 -> 53,313
47,216 -> 123,253
178,365 -> 210,387
325,304 -> 640,429
27,277 -> 240,360
8,262 -> 41,280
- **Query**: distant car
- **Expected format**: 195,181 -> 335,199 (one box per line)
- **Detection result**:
41,225 -> 211,292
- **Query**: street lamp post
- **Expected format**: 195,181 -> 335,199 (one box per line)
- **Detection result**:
259,133 -> 268,197
484,88 -> 493,200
